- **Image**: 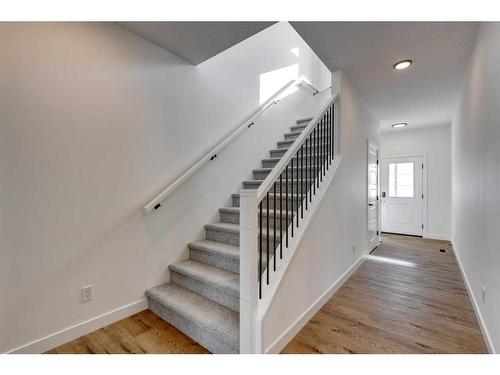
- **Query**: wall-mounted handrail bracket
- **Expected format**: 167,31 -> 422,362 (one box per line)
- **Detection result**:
143,78 -> 324,213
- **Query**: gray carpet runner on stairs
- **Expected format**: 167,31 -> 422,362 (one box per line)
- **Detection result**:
146,116 -> 329,353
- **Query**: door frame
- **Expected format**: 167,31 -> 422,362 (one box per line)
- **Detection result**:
367,139 -> 381,250
379,152 -> 428,238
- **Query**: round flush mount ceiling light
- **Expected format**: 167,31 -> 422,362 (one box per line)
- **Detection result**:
392,122 -> 408,128
394,59 -> 413,70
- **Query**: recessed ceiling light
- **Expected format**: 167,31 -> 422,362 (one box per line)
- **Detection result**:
392,122 -> 408,128
394,60 -> 412,70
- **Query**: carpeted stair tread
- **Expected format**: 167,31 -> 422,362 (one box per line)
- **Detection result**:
253,166 -> 324,174
243,178 -> 315,186
219,206 -> 294,218
205,222 -> 240,234
232,192 -> 306,200
284,130 -> 304,139
262,154 -> 328,164
188,239 -> 239,260
205,221 -> 284,240
277,139 -> 332,148
296,117 -> 313,123
146,283 -> 239,352
169,259 -> 239,295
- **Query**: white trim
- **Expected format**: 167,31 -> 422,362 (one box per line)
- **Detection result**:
367,139 -> 380,251
5,299 -> 147,354
379,153 -> 428,237
425,233 -> 450,241
453,242 -> 495,354
422,153 -> 428,238
238,189 -> 259,354
264,254 -> 366,354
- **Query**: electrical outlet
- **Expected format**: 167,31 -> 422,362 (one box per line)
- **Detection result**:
82,285 -> 93,303
482,286 -> 486,303
352,245 -> 356,253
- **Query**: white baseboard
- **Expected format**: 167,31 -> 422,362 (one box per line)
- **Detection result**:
425,233 -> 451,241
452,242 -> 495,354
6,299 -> 148,354
264,254 -> 366,354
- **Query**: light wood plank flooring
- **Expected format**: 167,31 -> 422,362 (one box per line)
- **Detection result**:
282,234 -> 487,353
47,234 -> 487,354
46,309 -> 208,354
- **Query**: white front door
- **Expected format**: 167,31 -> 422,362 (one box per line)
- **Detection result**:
368,141 -> 380,250
381,156 -> 423,236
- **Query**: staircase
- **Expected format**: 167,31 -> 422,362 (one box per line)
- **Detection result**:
146,116 -> 317,353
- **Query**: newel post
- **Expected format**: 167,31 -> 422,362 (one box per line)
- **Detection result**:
239,189 -> 259,353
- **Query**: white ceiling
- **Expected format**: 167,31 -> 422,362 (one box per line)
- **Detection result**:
290,22 -> 479,132
118,22 -> 275,65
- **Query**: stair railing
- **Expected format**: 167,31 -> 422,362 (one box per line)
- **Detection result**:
144,78 -> 324,213
239,91 -> 338,353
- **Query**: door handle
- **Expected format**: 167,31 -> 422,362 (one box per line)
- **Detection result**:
382,192 -> 386,198
369,203 -> 374,207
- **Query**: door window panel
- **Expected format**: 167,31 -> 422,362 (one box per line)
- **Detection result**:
388,162 -> 414,198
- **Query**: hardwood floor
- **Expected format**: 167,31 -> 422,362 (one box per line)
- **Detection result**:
47,234 -> 487,354
282,234 -> 487,353
46,309 -> 208,354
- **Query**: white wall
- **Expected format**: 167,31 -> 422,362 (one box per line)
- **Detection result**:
380,125 -> 451,240
261,71 -> 380,352
451,22 -> 500,353
0,22 -> 331,353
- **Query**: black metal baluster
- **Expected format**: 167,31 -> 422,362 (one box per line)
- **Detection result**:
326,108 -> 330,170
332,104 -> 335,159
309,133 -> 313,201
305,138 -> 309,211
296,149 -> 299,227
266,192 -> 269,285
300,145 -> 304,219
324,112 -> 327,174
291,158 -> 294,237
316,124 -> 320,187
323,112 -> 330,175
259,201 -> 262,299
280,173 -> 283,258
312,127 -> 316,193
317,119 -> 321,182
329,106 -> 332,163
273,182 -> 276,271
322,116 -> 325,175
314,124 -> 317,187
328,107 -> 333,165
319,117 -> 322,178
285,166 -> 289,247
